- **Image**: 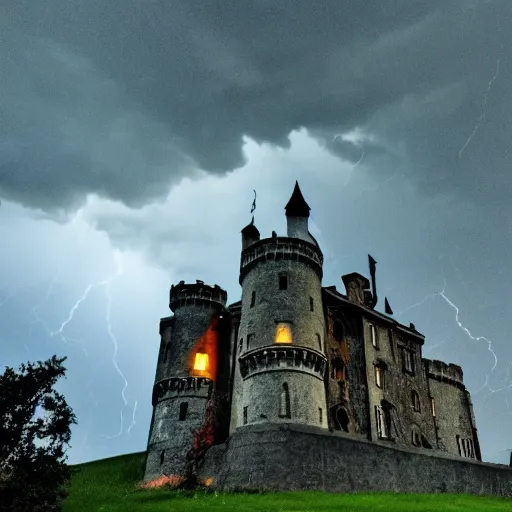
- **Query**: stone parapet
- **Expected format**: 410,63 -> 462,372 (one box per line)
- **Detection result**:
152,376 -> 213,406
169,280 -> 227,312
239,345 -> 327,381
424,358 -> 464,388
239,237 -> 323,285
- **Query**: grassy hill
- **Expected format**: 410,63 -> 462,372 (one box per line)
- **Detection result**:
64,452 -> 511,511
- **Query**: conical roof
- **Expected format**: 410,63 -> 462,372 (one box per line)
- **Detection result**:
284,181 -> 311,218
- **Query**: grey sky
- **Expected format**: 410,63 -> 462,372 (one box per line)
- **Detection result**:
1,0 -> 512,465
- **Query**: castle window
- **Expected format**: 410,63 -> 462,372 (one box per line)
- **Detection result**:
250,291 -> 256,308
160,450 -> 165,465
402,348 -> 415,374
333,321 -> 344,342
319,407 -> 323,425
375,365 -> 384,389
370,324 -> 378,348
316,333 -> 322,351
247,333 -> 254,350
239,338 -> 243,353
243,406 -> 248,425
279,383 -> 291,418
431,397 -> 436,417
411,427 -> 421,446
310,297 -> 314,312
279,273 -> 288,290
163,343 -> 170,363
331,358 -> 345,380
411,390 -> 421,412
375,405 -> 387,438
179,402 -> 188,421
275,323 -> 292,344
457,436 -> 475,458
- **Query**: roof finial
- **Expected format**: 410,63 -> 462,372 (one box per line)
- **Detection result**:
250,189 -> 257,215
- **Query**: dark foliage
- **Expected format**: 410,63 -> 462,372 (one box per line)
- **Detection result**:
0,355 -> 76,512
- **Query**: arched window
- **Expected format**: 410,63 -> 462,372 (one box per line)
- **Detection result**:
279,383 -> 291,418
275,323 -> 292,344
316,333 -> 322,351
333,321 -> 344,342
179,402 -> 188,421
411,390 -> 421,412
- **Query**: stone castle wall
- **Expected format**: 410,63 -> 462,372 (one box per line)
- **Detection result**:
199,424 -> 512,496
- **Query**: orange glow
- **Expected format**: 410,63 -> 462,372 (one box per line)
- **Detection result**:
194,353 -> 208,371
187,312 -> 221,381
138,475 -> 213,489
275,323 -> 292,344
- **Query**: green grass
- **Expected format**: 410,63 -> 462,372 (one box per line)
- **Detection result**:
64,452 -> 512,512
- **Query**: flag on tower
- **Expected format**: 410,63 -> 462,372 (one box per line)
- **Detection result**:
250,190 -> 257,214
385,297 -> 394,315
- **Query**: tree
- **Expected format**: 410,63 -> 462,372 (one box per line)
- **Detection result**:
0,355 -> 77,512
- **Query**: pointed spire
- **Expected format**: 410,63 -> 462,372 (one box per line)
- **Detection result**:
384,297 -> 393,315
284,181 -> 311,218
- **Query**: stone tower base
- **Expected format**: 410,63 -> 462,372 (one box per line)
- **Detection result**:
198,424 -> 512,497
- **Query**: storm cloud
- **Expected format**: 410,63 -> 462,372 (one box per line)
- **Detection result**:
2,0 -> 511,212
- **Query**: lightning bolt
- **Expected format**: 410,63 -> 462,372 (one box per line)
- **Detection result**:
127,400 -> 138,434
397,281 -> 499,395
459,58 -> 500,159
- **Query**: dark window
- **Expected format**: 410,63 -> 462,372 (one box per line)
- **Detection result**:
239,338 -> 243,353
279,383 -> 291,418
250,291 -> 256,308
411,390 -> 421,412
179,402 -> 188,421
310,297 -> 314,312
402,348 -> 415,374
411,428 -> 421,446
243,406 -> 248,425
333,321 -> 344,342
160,450 -> 165,465
331,358 -> 345,380
247,333 -> 254,350
316,333 -> 322,351
279,274 -> 288,290
319,407 -> 323,424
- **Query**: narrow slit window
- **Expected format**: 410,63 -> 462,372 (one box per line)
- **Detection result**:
279,273 -> 288,290
316,333 -> 322,351
370,324 -> 378,348
160,450 -> 165,465
239,338 -> 243,353
179,402 -> 188,421
411,390 -> 421,412
247,333 -> 254,350
375,405 -> 387,438
375,365 -> 384,389
243,406 -> 248,425
319,407 -> 323,424
310,297 -> 314,312
431,397 -> 436,417
279,383 -> 291,418
250,291 -> 256,308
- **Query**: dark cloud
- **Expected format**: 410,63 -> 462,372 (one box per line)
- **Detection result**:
1,0 -> 511,211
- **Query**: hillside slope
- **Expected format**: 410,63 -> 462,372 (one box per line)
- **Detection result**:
63,452 -> 511,511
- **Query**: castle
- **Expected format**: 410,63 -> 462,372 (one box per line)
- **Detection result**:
144,182 -> 512,496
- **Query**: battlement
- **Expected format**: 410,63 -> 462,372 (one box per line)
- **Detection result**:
152,376 -> 214,406
239,345 -> 327,380
239,237 -> 323,284
169,280 -> 227,312
424,358 -> 464,388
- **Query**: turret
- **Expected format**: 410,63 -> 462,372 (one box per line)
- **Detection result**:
241,217 -> 260,250
284,181 -> 318,245
144,280 -> 230,482
230,183 -> 328,433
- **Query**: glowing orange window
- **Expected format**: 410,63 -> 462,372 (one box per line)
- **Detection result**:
275,323 -> 292,344
194,352 -> 208,371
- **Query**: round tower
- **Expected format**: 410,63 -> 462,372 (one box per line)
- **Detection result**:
230,183 -> 328,432
144,280 -> 228,482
